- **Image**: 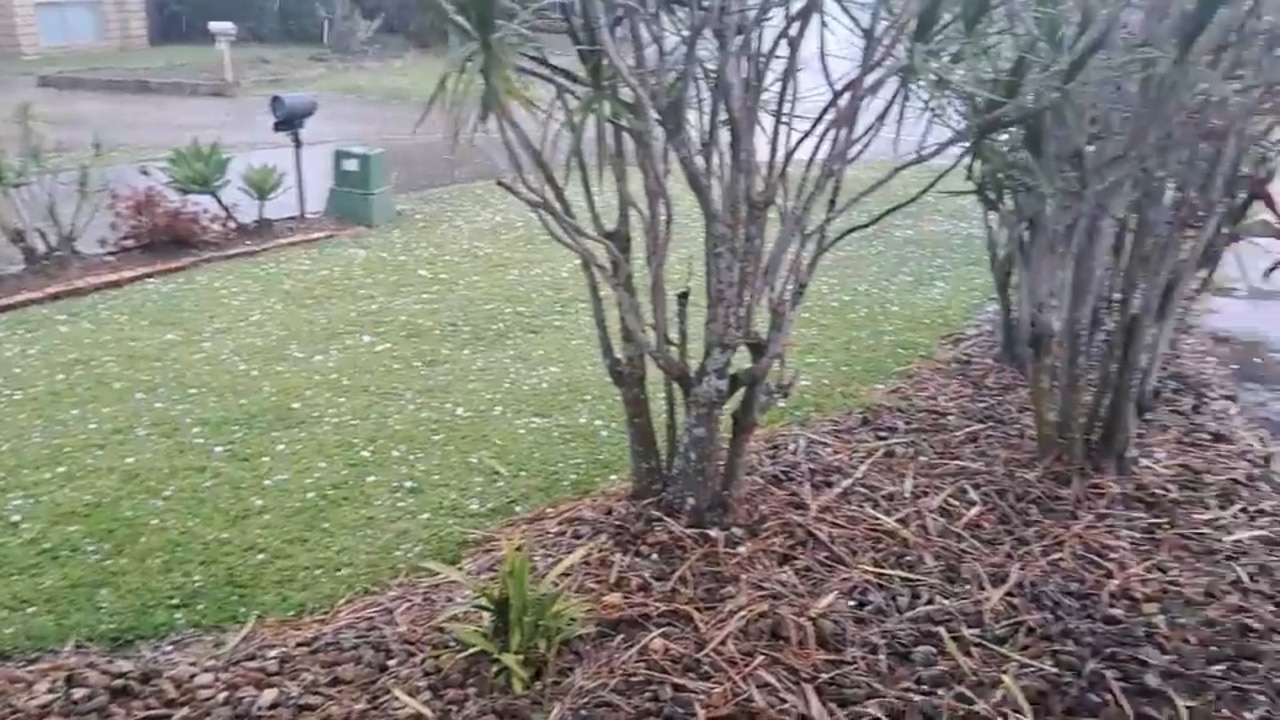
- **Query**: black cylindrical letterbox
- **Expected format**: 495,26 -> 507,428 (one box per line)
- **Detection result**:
270,94 -> 318,125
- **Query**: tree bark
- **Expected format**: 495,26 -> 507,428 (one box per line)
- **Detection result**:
1098,312 -> 1144,474
670,390 -> 727,527
617,368 -> 666,500
669,347 -> 734,526
984,213 -> 1022,364
7,228 -> 43,267
721,377 -> 764,520
611,231 -> 665,499
1056,212 -> 1104,463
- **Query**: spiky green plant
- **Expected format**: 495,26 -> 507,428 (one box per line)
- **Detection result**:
238,163 -> 289,225
417,0 -> 529,134
160,139 -> 238,226
423,540 -> 593,693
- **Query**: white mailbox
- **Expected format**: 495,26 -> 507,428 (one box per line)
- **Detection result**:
207,21 -> 238,43
207,22 -> 238,84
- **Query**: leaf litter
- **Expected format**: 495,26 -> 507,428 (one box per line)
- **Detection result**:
1,315 -> 1276,719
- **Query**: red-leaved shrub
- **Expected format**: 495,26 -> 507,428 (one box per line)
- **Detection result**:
107,187 -> 228,253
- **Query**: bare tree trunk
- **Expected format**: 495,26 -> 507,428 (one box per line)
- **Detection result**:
994,276 -> 1019,363
1098,313 -> 1144,474
577,254 -> 665,499
670,349 -> 734,526
1024,207 -> 1061,457
984,212 -> 1022,364
1083,220 -> 1144,452
1135,274 -> 1181,417
671,391 -> 726,526
617,369 -> 665,499
1085,217 -> 1130,359
1057,212 -> 1104,462
664,289 -> 692,474
614,238 -> 666,499
1014,218 -> 1037,372
6,229 -> 44,267
722,382 -> 762,519
1139,139 -> 1248,415
1029,350 -> 1057,457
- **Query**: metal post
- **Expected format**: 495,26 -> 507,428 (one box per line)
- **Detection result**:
290,129 -> 306,218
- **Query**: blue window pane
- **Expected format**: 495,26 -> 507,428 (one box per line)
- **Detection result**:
35,1 -> 105,48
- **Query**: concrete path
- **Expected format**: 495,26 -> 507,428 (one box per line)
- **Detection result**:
1201,234 -> 1280,435
0,32 -> 582,156
0,80 -> 435,155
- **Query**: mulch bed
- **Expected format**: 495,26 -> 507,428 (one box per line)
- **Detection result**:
0,217 -> 351,313
1,320 -> 1277,719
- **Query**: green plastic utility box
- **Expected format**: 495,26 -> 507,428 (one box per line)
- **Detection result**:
325,146 -> 395,227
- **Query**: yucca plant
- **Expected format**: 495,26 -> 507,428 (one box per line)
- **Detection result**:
419,0 -> 529,135
423,540 -> 593,693
159,139 -> 238,227
238,163 -> 289,226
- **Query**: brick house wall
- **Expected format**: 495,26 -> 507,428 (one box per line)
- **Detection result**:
0,0 -> 149,57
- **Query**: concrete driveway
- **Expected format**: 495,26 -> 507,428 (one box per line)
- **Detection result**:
0,75 -> 437,157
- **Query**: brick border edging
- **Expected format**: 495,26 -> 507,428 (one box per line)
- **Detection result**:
0,230 -> 350,315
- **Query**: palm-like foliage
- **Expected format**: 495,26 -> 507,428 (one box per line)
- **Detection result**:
160,139 -> 239,227
421,0 -> 534,132
423,540 -> 592,693
238,163 -> 289,224
161,139 -> 232,196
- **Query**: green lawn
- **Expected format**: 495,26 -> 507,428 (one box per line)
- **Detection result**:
0,176 -> 989,655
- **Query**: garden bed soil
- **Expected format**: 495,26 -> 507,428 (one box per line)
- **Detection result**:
0,217 -> 351,312
1,320 -> 1276,719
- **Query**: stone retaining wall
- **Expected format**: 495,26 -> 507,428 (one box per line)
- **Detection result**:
35,73 -> 238,97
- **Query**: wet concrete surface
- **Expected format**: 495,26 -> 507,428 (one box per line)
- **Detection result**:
1200,236 -> 1280,436
0,34 -> 584,156
0,132 -> 512,270
0,80 -> 435,155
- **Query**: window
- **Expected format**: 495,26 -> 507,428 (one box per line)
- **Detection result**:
34,0 -> 106,48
